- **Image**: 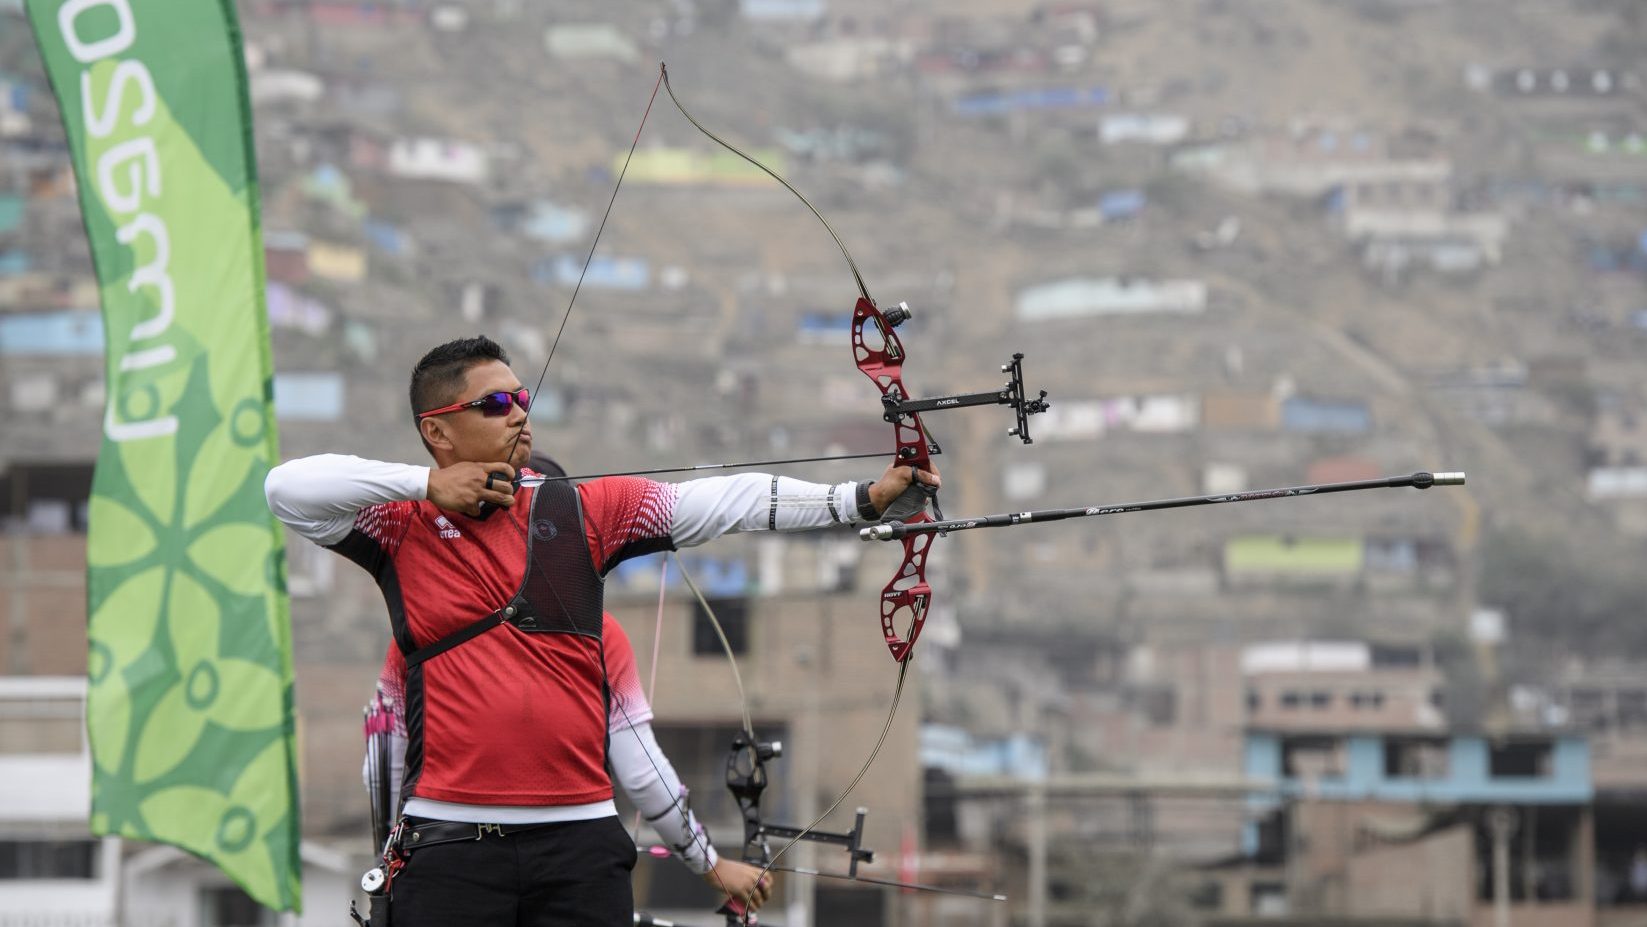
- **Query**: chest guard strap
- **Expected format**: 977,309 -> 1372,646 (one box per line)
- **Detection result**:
403,480 -> 605,669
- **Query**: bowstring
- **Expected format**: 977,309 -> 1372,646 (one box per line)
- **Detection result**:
480,65 -> 749,913
756,660 -> 909,881
500,68 -> 664,472
484,62 -> 920,921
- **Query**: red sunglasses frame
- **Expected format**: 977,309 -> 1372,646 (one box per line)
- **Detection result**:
416,388 -> 531,420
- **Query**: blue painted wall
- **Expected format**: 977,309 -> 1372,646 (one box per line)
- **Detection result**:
1244,731 -> 1591,805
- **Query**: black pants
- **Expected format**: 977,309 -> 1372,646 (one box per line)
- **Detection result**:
389,816 -> 637,926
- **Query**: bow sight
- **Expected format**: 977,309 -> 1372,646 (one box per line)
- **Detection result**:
867,304 -> 1051,450
854,299 -> 1050,544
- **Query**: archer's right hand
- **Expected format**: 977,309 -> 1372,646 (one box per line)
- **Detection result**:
427,461 -> 517,516
705,858 -> 773,913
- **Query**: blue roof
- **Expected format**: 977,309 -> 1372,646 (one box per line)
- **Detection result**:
1099,189 -> 1146,219
953,85 -> 1109,117
607,552 -> 750,597
534,254 -> 649,290
0,310 -> 104,356
0,194 -> 24,235
1281,397 -> 1372,433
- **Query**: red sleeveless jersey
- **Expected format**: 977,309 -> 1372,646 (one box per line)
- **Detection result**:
331,477 -> 675,806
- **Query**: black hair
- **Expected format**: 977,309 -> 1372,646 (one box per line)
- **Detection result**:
409,335 -> 510,421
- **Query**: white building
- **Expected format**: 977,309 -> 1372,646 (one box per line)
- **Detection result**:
386,138 -> 490,185
0,677 -> 362,927
1016,277 -> 1208,320
0,676 -> 119,926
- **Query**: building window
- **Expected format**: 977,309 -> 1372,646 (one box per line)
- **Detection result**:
1309,691 -> 1332,709
0,696 -> 83,754
1619,689 -> 1647,728
1246,688 -> 1261,711
1281,736 -> 1346,779
1138,687 -> 1177,727
200,886 -> 275,927
1349,691 -> 1386,710
1253,809 -> 1287,864
0,463 -> 94,534
692,596 -> 749,658
0,839 -> 97,879
1189,880 -> 1224,910
1489,740 -> 1554,778
1370,644 -> 1422,667
1384,737 -> 1449,778
1250,880 -> 1288,916
1280,690 -> 1303,709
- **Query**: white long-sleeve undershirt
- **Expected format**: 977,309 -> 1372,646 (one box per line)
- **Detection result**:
609,720 -> 720,873
265,454 -> 867,549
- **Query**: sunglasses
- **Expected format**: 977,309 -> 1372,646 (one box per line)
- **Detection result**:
417,388 -> 531,420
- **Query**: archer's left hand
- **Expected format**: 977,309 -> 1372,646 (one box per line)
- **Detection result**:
867,460 -> 941,516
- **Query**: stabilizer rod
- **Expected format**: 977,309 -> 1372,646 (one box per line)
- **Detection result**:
861,471 -> 1466,541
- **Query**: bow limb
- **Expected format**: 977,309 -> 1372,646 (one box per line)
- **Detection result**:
670,555 -> 767,927
673,553 -> 757,744
654,65 -> 942,898
659,64 -> 943,664
658,63 -> 871,305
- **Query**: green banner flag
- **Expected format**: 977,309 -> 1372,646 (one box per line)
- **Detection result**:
26,0 -> 301,911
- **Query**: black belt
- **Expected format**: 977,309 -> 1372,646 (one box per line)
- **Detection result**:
399,818 -> 554,850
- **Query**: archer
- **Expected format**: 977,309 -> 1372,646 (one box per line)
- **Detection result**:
265,335 -> 937,926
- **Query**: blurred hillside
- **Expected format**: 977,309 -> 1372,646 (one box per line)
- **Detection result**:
2,0 -> 1645,824
6,1 -> 1647,923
